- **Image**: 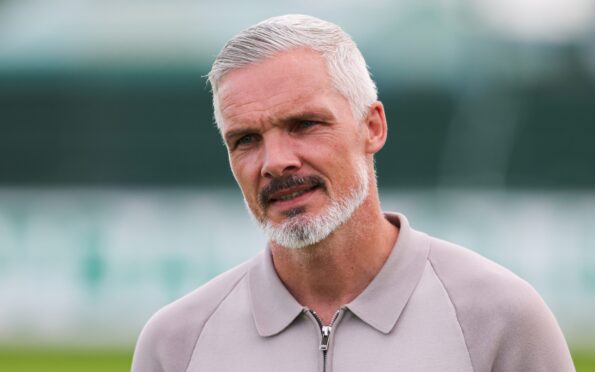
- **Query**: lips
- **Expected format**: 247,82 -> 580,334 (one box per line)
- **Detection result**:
259,175 -> 325,208
269,185 -> 319,203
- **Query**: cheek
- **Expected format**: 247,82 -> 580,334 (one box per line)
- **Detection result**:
228,156 -> 243,187
229,154 -> 261,197
327,147 -> 366,191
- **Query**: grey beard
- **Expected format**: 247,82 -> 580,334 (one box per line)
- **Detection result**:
246,161 -> 369,249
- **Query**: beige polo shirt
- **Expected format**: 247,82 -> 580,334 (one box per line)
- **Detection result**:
132,213 -> 575,372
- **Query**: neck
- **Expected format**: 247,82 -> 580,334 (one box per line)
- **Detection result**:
270,189 -> 398,325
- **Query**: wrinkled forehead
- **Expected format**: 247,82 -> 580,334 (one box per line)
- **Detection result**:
215,48 -> 343,128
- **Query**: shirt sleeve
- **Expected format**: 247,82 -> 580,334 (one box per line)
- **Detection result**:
428,238 -> 575,372
485,284 -> 575,372
131,302 -> 200,372
131,261 -> 253,372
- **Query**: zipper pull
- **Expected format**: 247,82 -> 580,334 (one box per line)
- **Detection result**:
320,325 -> 332,351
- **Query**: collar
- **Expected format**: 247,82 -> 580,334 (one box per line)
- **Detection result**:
345,213 -> 430,334
249,246 -> 304,337
248,212 -> 430,336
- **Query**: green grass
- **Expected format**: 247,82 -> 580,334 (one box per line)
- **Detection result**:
0,348 -> 133,372
0,348 -> 593,371
573,350 -> 595,372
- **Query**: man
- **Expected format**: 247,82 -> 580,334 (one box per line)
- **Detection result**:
132,15 -> 574,372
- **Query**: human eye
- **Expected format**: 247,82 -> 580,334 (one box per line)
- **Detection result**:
292,120 -> 319,132
234,133 -> 259,149
301,120 -> 318,128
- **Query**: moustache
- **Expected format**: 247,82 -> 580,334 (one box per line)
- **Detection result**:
258,175 -> 325,208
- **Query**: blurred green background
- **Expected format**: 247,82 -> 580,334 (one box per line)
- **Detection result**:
1,0 -> 594,370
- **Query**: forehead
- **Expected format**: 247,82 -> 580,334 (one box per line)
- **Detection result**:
216,48 -> 347,129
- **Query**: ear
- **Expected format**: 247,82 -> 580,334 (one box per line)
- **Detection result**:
363,101 -> 388,155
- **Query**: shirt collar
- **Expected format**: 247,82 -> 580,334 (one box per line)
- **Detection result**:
345,213 -> 430,334
248,212 -> 430,337
249,246 -> 304,337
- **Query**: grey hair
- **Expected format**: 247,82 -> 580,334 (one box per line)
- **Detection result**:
208,14 -> 378,129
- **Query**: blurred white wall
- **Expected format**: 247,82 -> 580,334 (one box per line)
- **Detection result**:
0,189 -> 594,347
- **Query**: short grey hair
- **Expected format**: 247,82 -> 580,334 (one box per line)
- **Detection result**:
208,14 -> 378,129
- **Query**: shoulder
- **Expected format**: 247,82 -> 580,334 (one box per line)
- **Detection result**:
427,236 -> 534,312
427,237 -> 574,372
131,254 -> 260,372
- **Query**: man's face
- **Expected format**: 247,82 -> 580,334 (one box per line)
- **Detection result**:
217,48 -> 371,248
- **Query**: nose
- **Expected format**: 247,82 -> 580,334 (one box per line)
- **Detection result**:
261,132 -> 301,178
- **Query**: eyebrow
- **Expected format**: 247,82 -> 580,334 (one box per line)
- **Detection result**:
282,109 -> 335,123
223,108 -> 336,145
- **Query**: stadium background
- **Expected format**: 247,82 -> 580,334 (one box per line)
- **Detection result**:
1,0 -> 594,370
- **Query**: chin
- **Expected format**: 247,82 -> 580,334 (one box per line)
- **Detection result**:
265,212 -> 327,249
264,185 -> 368,249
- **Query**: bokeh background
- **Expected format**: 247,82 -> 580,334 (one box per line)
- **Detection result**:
1,0 -> 595,370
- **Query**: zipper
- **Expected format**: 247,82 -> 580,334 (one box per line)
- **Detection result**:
310,310 -> 341,372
